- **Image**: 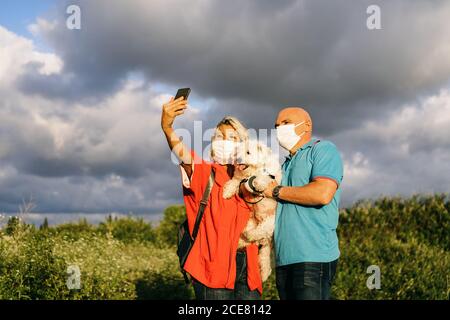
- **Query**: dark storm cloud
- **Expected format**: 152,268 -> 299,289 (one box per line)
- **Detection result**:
0,163 -> 183,214
16,61 -> 124,103
328,89 -> 450,204
1,100 -> 183,180
2,0 -> 450,216
0,70 -> 189,213
20,0 -> 450,133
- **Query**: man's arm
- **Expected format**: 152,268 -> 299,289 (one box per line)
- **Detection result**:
271,178 -> 338,206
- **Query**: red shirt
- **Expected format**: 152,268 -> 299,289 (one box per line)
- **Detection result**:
180,151 -> 263,295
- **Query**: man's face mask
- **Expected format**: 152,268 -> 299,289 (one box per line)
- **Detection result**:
276,121 -> 306,151
211,139 -> 241,165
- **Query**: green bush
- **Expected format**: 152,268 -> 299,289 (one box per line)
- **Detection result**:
333,235 -> 449,299
334,194 -> 450,300
98,215 -> 157,243
135,260 -> 194,300
339,194 -> 450,250
0,194 -> 448,299
52,232 -> 177,299
0,223 -> 69,299
155,205 -> 186,247
47,218 -> 97,241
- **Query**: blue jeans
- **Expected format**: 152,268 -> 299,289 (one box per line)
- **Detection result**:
192,251 -> 261,300
276,259 -> 338,300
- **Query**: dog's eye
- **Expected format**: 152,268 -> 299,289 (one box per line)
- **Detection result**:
247,151 -> 250,154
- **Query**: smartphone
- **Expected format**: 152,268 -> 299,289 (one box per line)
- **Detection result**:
174,88 -> 191,100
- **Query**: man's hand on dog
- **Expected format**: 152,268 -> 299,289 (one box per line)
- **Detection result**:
263,180 -> 278,199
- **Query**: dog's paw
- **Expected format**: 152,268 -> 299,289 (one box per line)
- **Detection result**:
259,237 -> 270,246
252,175 -> 274,193
243,230 -> 263,243
238,237 -> 249,248
222,188 -> 235,199
242,230 -> 254,242
223,181 -> 236,199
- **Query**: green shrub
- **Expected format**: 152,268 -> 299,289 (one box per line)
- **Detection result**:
333,194 -> 450,300
98,216 -> 156,243
155,205 -> 186,247
0,223 -> 69,299
135,261 -> 194,299
51,218 -> 97,241
339,194 -> 450,250
0,194 -> 448,300
333,235 -> 449,299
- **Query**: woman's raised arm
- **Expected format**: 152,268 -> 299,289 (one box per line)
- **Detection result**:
161,97 -> 193,178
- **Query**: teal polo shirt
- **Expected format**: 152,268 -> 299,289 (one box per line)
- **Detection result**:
274,139 -> 344,266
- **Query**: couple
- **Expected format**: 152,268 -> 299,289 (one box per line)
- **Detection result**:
161,96 -> 343,300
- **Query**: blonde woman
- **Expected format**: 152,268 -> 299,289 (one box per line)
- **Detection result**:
161,96 -> 262,300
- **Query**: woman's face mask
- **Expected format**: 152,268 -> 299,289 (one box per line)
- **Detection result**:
211,139 -> 240,165
276,121 -> 305,151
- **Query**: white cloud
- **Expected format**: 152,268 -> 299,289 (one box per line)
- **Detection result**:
0,25 -> 62,85
19,0 -> 450,136
27,18 -> 57,37
0,24 -> 186,213
334,89 -> 450,204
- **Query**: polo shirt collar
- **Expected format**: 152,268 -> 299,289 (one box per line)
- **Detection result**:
285,139 -> 316,160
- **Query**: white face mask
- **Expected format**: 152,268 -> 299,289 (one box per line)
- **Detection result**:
276,121 -> 305,151
211,140 -> 240,164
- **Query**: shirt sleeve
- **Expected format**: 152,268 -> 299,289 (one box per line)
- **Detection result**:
311,141 -> 344,187
179,149 -> 211,192
180,162 -> 194,189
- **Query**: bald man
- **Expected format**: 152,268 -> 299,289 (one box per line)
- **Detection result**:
263,107 -> 344,300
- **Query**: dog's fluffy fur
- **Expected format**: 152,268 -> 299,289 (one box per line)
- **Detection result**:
223,140 -> 282,282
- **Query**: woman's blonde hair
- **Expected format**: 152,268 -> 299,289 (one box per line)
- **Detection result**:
213,116 -> 248,141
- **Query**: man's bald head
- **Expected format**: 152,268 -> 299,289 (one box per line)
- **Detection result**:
276,107 -> 312,131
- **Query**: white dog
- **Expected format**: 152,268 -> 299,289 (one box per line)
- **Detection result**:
223,140 -> 282,282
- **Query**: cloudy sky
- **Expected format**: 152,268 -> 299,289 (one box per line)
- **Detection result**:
0,0 -> 449,221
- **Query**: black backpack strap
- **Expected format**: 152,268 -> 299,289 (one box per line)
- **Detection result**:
191,168 -> 215,240
181,167 -> 215,284
181,271 -> 190,284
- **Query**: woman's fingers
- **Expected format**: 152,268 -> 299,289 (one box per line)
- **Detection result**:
174,105 -> 187,112
168,100 -> 187,111
166,102 -> 187,111
162,97 -> 187,122
168,96 -> 184,107
170,105 -> 188,115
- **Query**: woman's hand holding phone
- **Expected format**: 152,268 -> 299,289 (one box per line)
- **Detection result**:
161,96 -> 188,130
161,89 -> 193,176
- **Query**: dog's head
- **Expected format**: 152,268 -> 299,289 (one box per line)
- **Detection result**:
236,140 -> 280,179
